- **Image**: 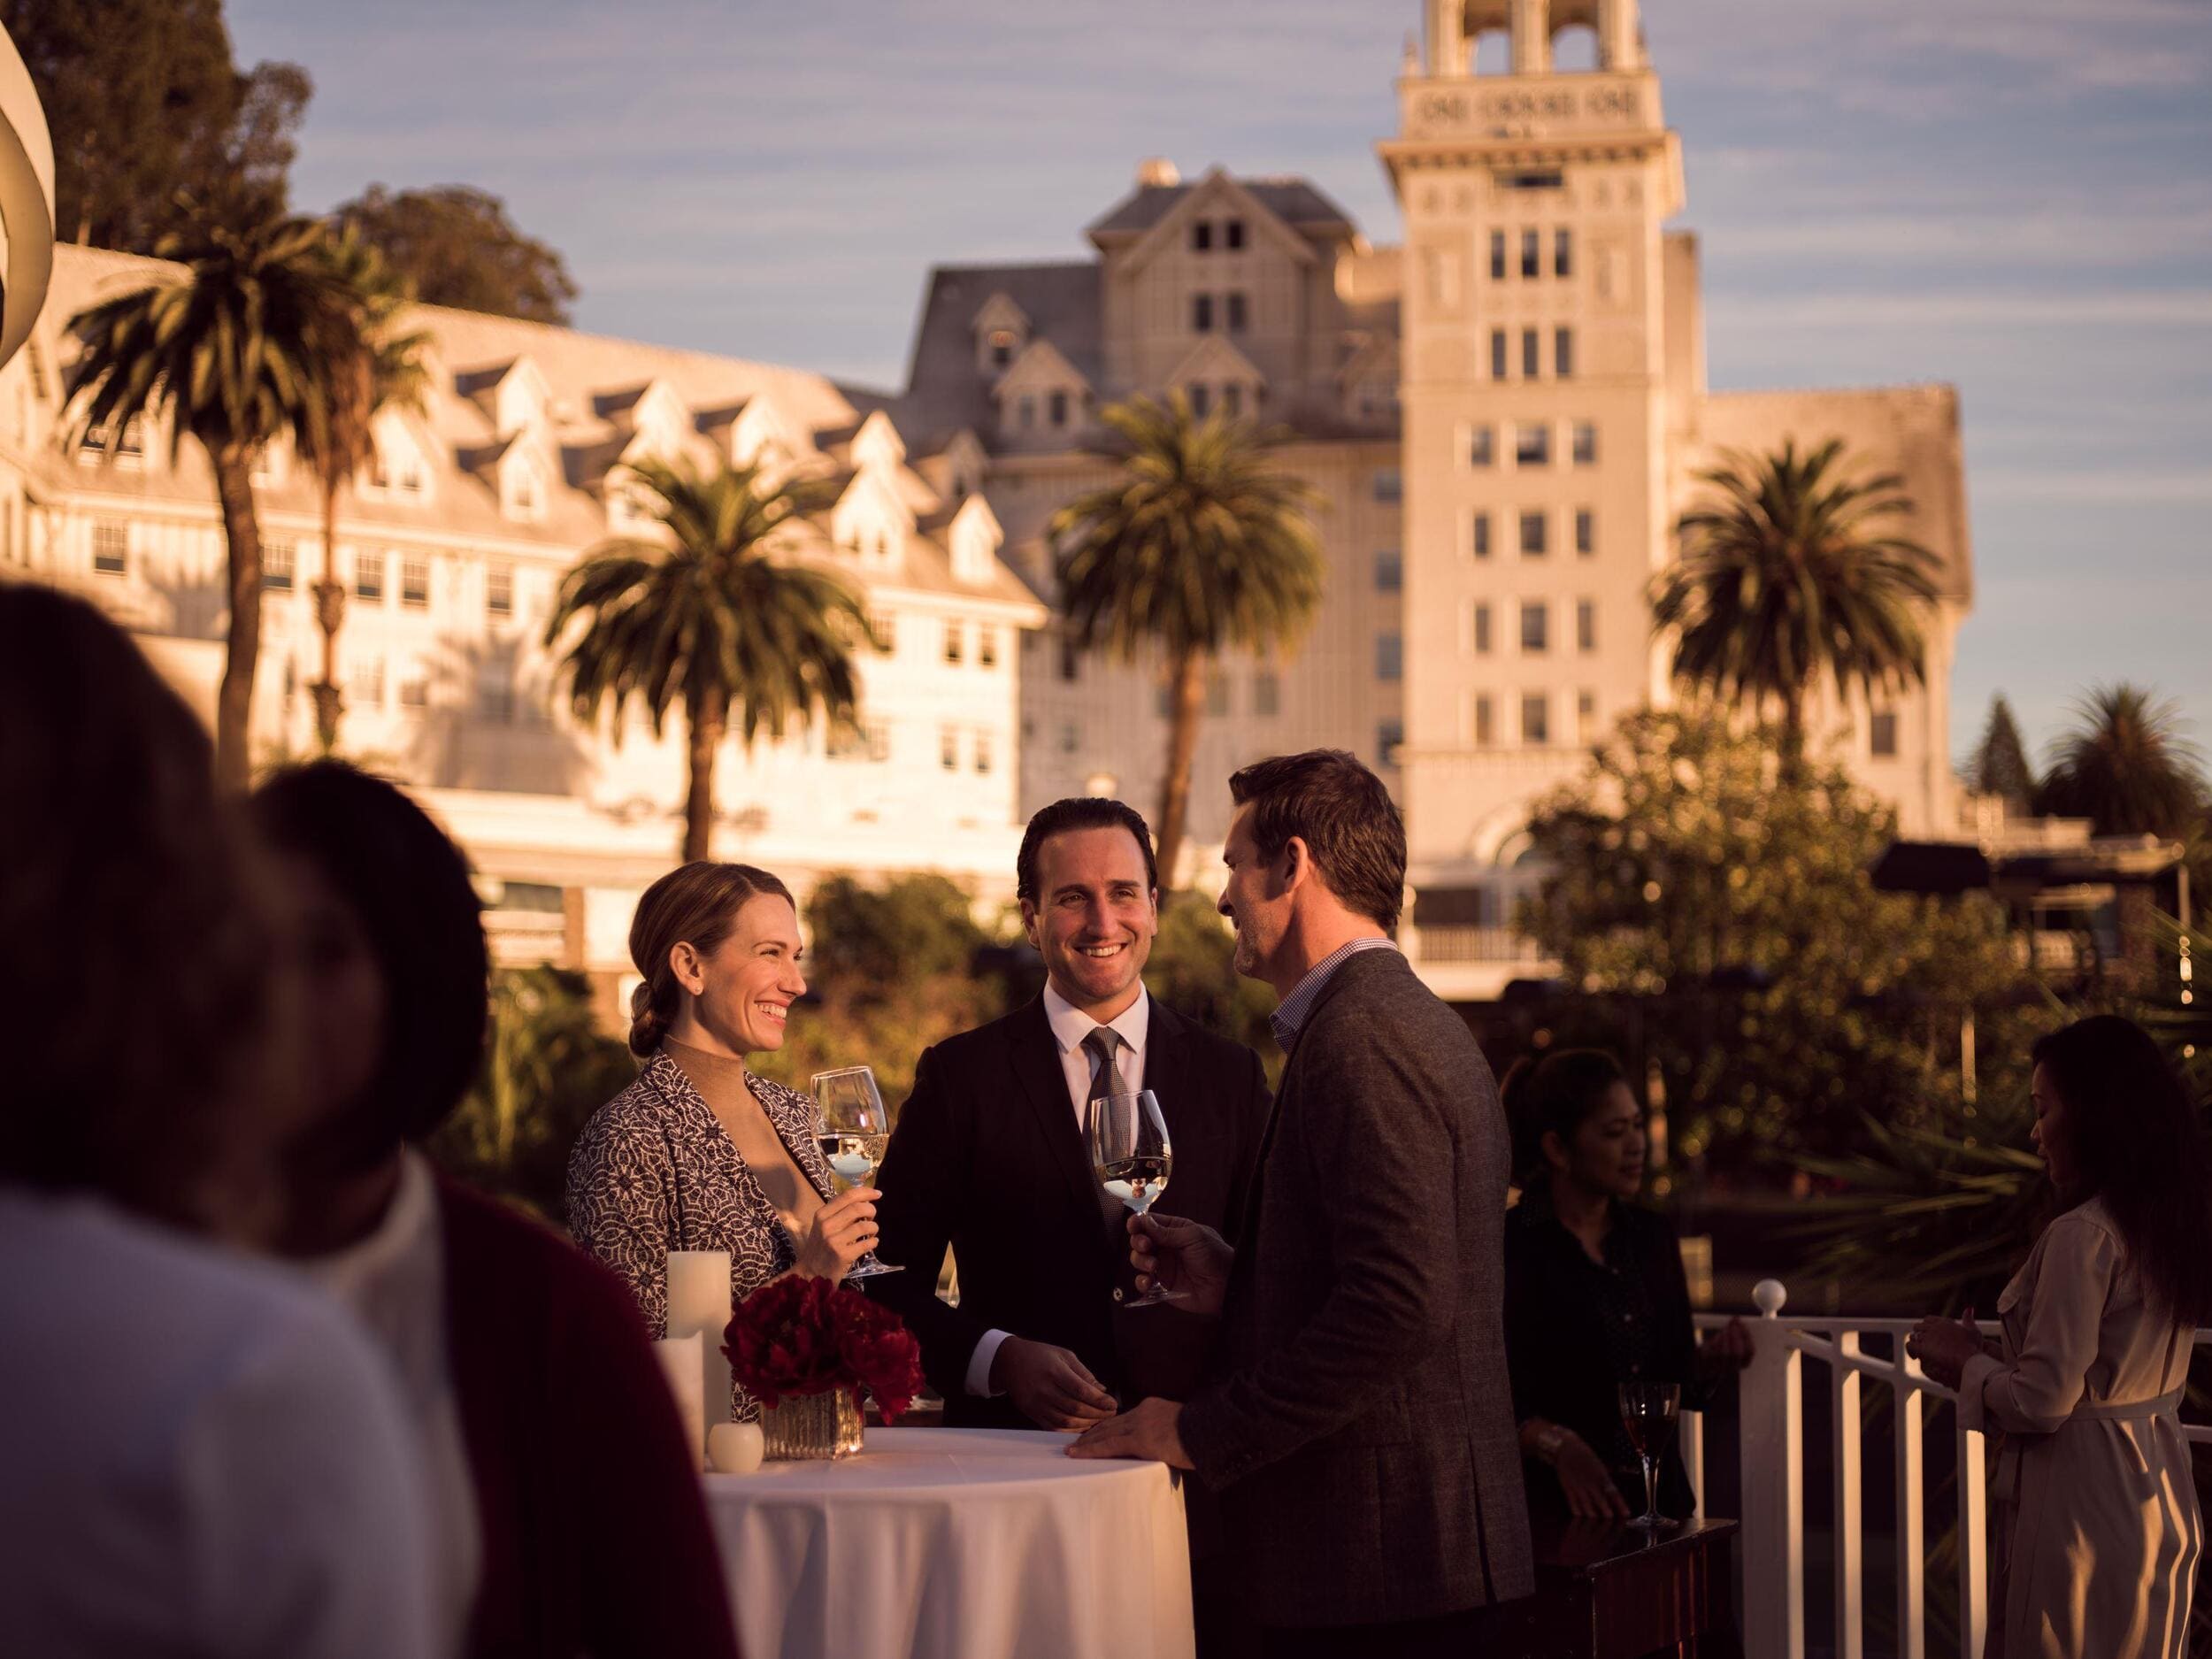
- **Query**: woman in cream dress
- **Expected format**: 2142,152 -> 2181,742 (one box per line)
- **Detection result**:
1911,1016 -> 2207,1659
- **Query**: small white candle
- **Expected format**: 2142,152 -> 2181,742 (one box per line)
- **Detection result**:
708,1421 -> 764,1474
651,1333 -> 705,1470
665,1250 -> 733,1430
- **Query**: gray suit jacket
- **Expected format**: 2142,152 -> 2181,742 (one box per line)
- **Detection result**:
1177,948 -> 1534,1628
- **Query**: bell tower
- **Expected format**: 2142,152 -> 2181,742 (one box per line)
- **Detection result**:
1381,0 -> 1683,939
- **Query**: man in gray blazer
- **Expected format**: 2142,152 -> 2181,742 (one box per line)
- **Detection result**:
1073,749 -> 1533,1655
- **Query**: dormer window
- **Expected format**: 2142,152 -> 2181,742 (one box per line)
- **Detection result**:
1189,385 -> 1211,418
370,453 -> 392,491
1223,385 -> 1243,419
1225,219 -> 1246,250
989,331 -> 1016,370
1018,395 -> 1036,431
399,459 -> 423,495
1191,220 -> 1213,253
1048,390 -> 1069,429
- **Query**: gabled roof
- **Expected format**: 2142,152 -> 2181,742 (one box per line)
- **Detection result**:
990,337 -> 1092,398
895,261 -> 1101,451
1112,168 -> 1323,271
1164,332 -> 1267,390
971,291 -> 1031,336
1086,171 -> 1356,246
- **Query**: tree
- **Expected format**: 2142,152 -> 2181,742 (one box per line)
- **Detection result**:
2036,684 -> 2206,840
67,212 -> 358,788
1966,693 -> 2038,811
2,0 -> 309,249
425,966 -> 635,1225
1652,438 -> 1942,764
334,185 -> 579,324
295,230 -> 430,752
1520,708 -> 2032,1172
803,873 -> 989,1000
543,457 -> 867,862
1050,394 -> 1324,888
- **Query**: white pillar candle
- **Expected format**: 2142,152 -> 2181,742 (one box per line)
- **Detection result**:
665,1249 -> 733,1429
708,1420 -> 764,1475
651,1333 -> 705,1470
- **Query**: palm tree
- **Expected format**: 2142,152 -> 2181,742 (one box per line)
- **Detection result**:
544,456 -> 868,862
296,229 -> 430,753
1652,437 -> 1942,766
2036,685 -> 2205,838
1049,393 -> 1324,889
66,212 -> 357,788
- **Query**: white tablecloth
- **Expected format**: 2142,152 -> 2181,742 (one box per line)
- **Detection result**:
704,1425 -> 1194,1659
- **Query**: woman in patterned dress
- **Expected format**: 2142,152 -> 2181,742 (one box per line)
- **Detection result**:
568,862 -> 879,1418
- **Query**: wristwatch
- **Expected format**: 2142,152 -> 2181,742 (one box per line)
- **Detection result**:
1532,1423 -> 1568,1463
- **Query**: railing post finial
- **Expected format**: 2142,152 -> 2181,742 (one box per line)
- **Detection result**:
1754,1278 -> 1788,1318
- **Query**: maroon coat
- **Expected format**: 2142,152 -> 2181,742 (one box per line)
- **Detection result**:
435,1174 -> 741,1659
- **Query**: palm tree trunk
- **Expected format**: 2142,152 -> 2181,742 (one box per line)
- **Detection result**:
1778,691 -> 1806,780
310,479 -> 347,754
682,687 -> 727,864
211,444 -> 265,793
1154,649 -> 1208,894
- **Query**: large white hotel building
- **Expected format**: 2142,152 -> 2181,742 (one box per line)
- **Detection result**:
0,0 -> 1970,1004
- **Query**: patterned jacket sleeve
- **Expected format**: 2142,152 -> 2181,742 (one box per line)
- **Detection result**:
565,1095 -> 677,1339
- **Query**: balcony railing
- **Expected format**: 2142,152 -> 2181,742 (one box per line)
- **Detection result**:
1406,925 -> 1548,964
1686,1281 -> 2211,1659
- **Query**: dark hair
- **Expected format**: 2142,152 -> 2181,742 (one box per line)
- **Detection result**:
0,585 -> 284,1233
250,763 -> 490,1145
1227,749 -> 1406,931
2031,1014 -> 2212,1326
1016,797 -> 1159,906
627,862 -> 796,1056
1501,1048 -> 1630,1187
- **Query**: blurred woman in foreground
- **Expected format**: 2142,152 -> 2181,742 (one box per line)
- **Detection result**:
251,761 -> 738,1659
0,586 -> 436,1657
1910,1015 -> 2206,1659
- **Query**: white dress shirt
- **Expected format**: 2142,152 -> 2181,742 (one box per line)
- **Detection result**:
299,1149 -> 480,1657
964,982 -> 1150,1397
0,1187 -> 440,1659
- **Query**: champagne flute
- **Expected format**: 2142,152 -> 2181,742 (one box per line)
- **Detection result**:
810,1065 -> 902,1279
1617,1380 -> 1681,1531
1086,1088 -> 1183,1308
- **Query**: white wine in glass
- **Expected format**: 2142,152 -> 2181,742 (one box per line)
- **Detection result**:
1086,1088 -> 1183,1308
810,1065 -> 901,1279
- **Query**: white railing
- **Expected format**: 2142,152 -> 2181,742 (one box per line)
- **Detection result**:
1686,1280 -> 2209,1659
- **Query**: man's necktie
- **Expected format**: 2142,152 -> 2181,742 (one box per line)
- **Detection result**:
1082,1026 -> 1123,1108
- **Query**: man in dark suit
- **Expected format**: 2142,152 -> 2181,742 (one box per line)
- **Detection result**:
1073,750 -> 1534,1657
866,796 -> 1271,1434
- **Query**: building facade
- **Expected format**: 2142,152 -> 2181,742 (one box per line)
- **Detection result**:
896,0 -> 1971,997
0,248 -> 1044,1002
4,0 -> 1972,1007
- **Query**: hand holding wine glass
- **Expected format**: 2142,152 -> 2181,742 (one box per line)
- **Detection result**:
810,1065 -> 902,1279
1087,1089 -> 1183,1308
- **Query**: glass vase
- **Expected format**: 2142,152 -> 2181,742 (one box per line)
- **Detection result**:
760,1387 -> 864,1460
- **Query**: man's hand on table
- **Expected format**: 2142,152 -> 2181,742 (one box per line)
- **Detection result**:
992,1336 -> 1118,1432
1067,1396 -> 1194,1470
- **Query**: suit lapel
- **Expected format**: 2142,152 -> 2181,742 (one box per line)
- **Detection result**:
1005,999 -> 1115,1253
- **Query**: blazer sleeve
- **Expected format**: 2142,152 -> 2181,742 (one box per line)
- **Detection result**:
1958,1214 -> 2115,1437
562,1254 -> 741,1659
565,1103 -> 676,1339
1179,1032 -> 1464,1487
1220,1046 -> 1273,1243
864,1043 -> 993,1399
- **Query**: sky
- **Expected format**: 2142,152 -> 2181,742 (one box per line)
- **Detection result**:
227,0 -> 2212,767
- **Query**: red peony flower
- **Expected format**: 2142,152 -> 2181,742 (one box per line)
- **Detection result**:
724,1275 -> 926,1424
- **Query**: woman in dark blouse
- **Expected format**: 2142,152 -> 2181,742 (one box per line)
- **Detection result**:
1502,1049 -> 1750,1523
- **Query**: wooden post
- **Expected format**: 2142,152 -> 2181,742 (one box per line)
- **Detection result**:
1739,1279 -> 1804,1659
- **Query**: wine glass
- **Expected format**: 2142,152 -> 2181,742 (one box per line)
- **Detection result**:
1617,1380 -> 1681,1531
1086,1089 -> 1183,1308
810,1066 -> 902,1280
